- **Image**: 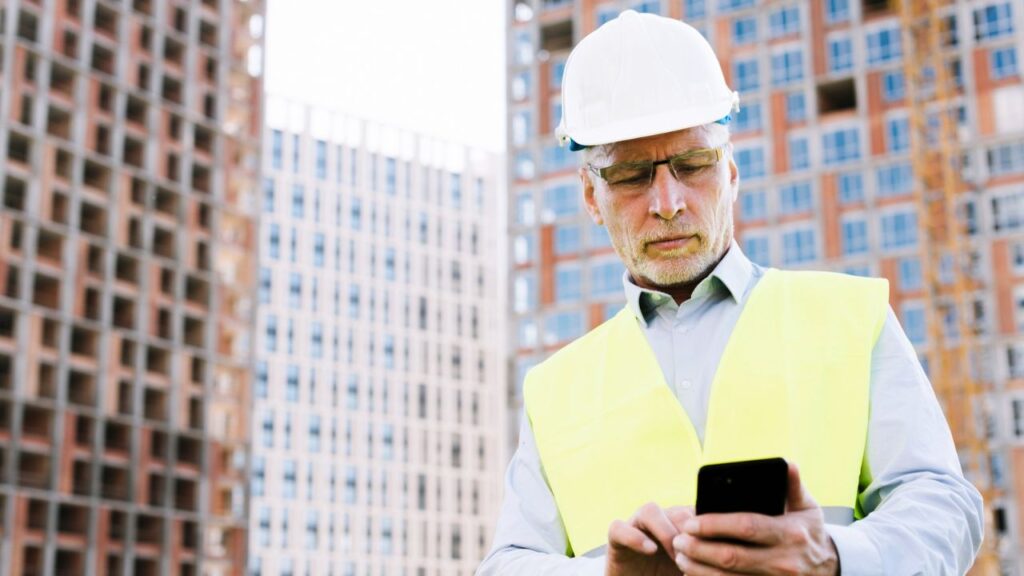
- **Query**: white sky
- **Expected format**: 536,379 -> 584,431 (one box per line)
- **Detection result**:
264,0 -> 508,153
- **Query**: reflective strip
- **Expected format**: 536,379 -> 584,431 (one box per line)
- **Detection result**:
822,506 -> 855,526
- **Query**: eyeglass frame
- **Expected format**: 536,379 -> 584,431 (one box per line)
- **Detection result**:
586,146 -> 726,189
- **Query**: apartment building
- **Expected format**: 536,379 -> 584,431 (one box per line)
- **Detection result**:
0,0 -> 263,574
249,97 -> 506,576
507,0 -> 1024,571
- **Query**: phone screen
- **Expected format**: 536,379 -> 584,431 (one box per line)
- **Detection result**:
695,457 -> 788,516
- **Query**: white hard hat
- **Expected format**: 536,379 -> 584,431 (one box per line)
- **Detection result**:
556,10 -> 739,149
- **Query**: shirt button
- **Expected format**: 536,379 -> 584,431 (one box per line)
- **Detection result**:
680,380 -> 693,390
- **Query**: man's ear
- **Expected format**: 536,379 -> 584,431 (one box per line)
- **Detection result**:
726,144 -> 739,202
580,167 -> 604,225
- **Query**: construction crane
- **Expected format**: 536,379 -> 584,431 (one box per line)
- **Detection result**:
898,0 -> 1001,572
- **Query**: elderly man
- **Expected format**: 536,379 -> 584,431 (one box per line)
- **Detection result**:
477,10 -> 983,576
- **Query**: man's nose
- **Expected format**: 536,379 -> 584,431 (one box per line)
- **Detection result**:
649,164 -> 687,220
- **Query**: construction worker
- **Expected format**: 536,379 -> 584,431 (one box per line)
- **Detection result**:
478,10 -> 984,576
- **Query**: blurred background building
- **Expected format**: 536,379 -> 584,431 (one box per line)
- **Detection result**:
507,0 -> 1024,572
0,0 -> 263,574
249,96 -> 506,576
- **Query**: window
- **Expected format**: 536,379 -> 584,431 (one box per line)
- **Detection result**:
825,0 -> 849,23
789,137 -> 810,171
882,70 -> 905,102
786,92 -> 807,122
733,101 -> 762,133
591,259 -> 625,296
260,411 -> 274,447
543,184 -> 579,219
885,116 -> 910,153
735,147 -> 766,180
550,57 -> 566,89
516,192 -> 536,225
259,268 -> 272,304
514,273 -> 537,313
291,184 -> 304,218
769,6 -> 800,37
902,304 -> 926,344
263,178 -> 275,213
450,173 -> 462,208
286,365 -> 300,402
841,217 -> 869,256
771,49 -> 804,85
348,284 -> 359,319
315,140 -> 327,180
993,189 -> 1024,231
271,130 -> 283,170
739,188 -> 767,221
898,257 -> 922,290
880,210 -> 918,250
822,127 -> 860,165
837,172 -> 864,204
876,163 -> 913,197
733,58 -> 759,92
974,2 -> 1014,41
543,144 -> 574,174
991,46 -> 1019,80
782,227 -> 817,264
288,273 -> 301,309
779,181 -> 812,214
596,7 -> 618,26
512,110 -> 532,147
255,362 -> 268,399
633,1 -> 661,14
685,0 -> 707,18
350,197 -> 362,230
311,323 -> 323,359
265,315 -> 277,352
1008,345 -> 1024,379
544,311 -> 585,345
844,264 -> 871,277
313,233 -> 325,267
513,234 -> 536,264
828,36 -> 853,73
280,459 -> 297,500
866,26 -> 901,65
554,225 -> 582,255
555,264 -> 582,303
988,141 -> 1024,177
511,70 -> 531,101
733,17 -> 757,45
743,234 -> 771,266
720,0 -> 755,12
309,415 -> 321,453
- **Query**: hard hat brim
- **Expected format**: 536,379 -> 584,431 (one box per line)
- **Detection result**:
566,92 -> 738,147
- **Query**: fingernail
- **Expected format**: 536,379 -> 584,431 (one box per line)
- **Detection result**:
683,518 -> 699,533
642,539 -> 657,553
675,553 -> 685,566
672,535 -> 684,549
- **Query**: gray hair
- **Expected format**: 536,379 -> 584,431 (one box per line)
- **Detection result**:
581,122 -> 732,169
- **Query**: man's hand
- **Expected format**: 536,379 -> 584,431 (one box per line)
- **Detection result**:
672,463 -> 840,575
606,503 -> 694,576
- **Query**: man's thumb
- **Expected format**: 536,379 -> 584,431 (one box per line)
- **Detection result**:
786,462 -> 818,512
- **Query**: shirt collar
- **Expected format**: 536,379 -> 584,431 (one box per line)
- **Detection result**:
622,240 -> 755,327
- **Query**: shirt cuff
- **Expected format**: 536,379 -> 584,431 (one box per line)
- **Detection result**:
825,523 -> 883,576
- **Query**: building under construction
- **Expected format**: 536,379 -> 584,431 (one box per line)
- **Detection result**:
0,0 -> 264,574
507,0 -> 1024,572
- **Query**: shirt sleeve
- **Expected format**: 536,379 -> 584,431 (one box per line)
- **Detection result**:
475,412 -> 606,576
825,307 -> 985,576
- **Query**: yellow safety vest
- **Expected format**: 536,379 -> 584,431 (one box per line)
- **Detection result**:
523,269 -> 889,555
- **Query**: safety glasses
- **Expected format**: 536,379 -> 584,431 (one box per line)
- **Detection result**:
587,146 -> 725,190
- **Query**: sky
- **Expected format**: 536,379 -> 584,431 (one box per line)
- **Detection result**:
264,0 -> 507,153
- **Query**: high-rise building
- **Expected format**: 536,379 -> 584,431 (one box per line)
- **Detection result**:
250,97 -> 506,576
507,0 -> 1024,571
0,0 -> 263,574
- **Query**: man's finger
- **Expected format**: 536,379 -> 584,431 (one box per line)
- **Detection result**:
665,505 -> 695,533
674,532 -> 772,574
675,546 -> 750,576
682,512 -> 784,546
608,518 -> 658,555
785,461 -> 818,512
631,502 -> 681,555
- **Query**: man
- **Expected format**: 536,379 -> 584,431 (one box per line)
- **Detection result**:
477,10 -> 984,576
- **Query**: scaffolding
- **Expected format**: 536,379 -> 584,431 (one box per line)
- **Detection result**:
899,0 -> 1001,572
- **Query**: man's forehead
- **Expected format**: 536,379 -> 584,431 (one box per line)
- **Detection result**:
605,127 -> 712,160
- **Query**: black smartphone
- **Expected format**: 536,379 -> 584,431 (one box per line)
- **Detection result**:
695,457 -> 788,516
